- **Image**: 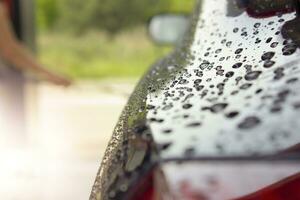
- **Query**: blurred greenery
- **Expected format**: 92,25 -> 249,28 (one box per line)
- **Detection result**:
38,28 -> 171,79
36,0 -> 195,79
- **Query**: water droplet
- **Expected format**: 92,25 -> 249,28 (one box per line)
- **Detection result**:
263,60 -> 275,68
162,104 -> 173,111
274,67 -> 284,73
226,41 -> 232,47
254,22 -> 261,28
210,103 -> 228,113
225,71 -> 234,78
149,118 -> 164,123
235,76 -> 243,85
195,85 -> 204,91
266,37 -> 272,43
162,129 -> 172,134
184,147 -> 195,156
196,71 -> 204,77
286,77 -> 298,84
158,142 -> 172,151
256,88 -> 263,94
183,103 -> 193,109
221,39 -> 227,44
199,60 -> 211,70
282,43 -> 297,56
255,38 -> 261,44
244,71 -> 262,81
235,48 -> 243,54
270,42 -> 278,48
244,64 -> 252,72
241,31 -> 248,36
261,52 -> 275,61
240,83 -> 252,90
215,49 -> 222,53
232,62 -> 243,69
238,116 -> 261,129
179,79 -> 189,84
194,79 -> 202,85
186,122 -> 202,127
270,106 -> 282,113
293,102 -> 300,109
226,111 -> 239,118
120,184 -> 129,192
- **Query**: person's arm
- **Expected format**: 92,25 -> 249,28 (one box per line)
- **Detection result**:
0,3 -> 71,86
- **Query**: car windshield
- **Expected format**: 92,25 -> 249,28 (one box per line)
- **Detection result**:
145,0 -> 300,159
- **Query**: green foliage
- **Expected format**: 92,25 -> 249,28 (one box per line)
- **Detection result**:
86,0 -> 168,35
36,0 -> 196,79
36,0 -> 196,34
36,0 -> 59,30
167,0 -> 197,12
38,28 -> 171,79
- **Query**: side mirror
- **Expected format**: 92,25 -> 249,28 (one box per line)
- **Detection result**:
148,14 -> 189,45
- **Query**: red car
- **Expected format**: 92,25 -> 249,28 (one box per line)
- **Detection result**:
90,0 -> 300,199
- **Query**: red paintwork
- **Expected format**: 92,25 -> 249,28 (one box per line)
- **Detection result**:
179,181 -> 209,200
132,171 -> 155,200
234,173 -> 300,200
246,7 -> 295,18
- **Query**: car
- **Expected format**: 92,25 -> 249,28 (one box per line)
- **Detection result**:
90,0 -> 300,199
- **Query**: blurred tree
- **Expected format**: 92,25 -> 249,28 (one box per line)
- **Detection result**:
89,0 -> 170,35
37,0 -> 195,34
167,0 -> 196,12
36,0 -> 59,30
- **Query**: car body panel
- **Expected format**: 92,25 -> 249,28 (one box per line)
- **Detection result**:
90,0 -> 300,199
147,0 -> 300,159
158,160 -> 300,200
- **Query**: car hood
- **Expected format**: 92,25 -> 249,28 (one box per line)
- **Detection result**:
147,0 -> 300,159
91,0 -> 300,199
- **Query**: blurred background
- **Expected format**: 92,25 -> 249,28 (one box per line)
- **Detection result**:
0,0 -> 195,199
37,0 -> 195,79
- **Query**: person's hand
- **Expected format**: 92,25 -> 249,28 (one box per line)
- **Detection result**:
42,70 -> 72,87
48,74 -> 72,87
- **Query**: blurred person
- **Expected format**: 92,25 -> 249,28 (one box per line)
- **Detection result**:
0,1 -> 71,86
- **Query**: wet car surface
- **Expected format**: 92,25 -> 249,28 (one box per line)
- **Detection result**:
90,0 -> 300,199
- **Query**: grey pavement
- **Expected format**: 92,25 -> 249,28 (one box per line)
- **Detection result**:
0,79 -> 136,200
